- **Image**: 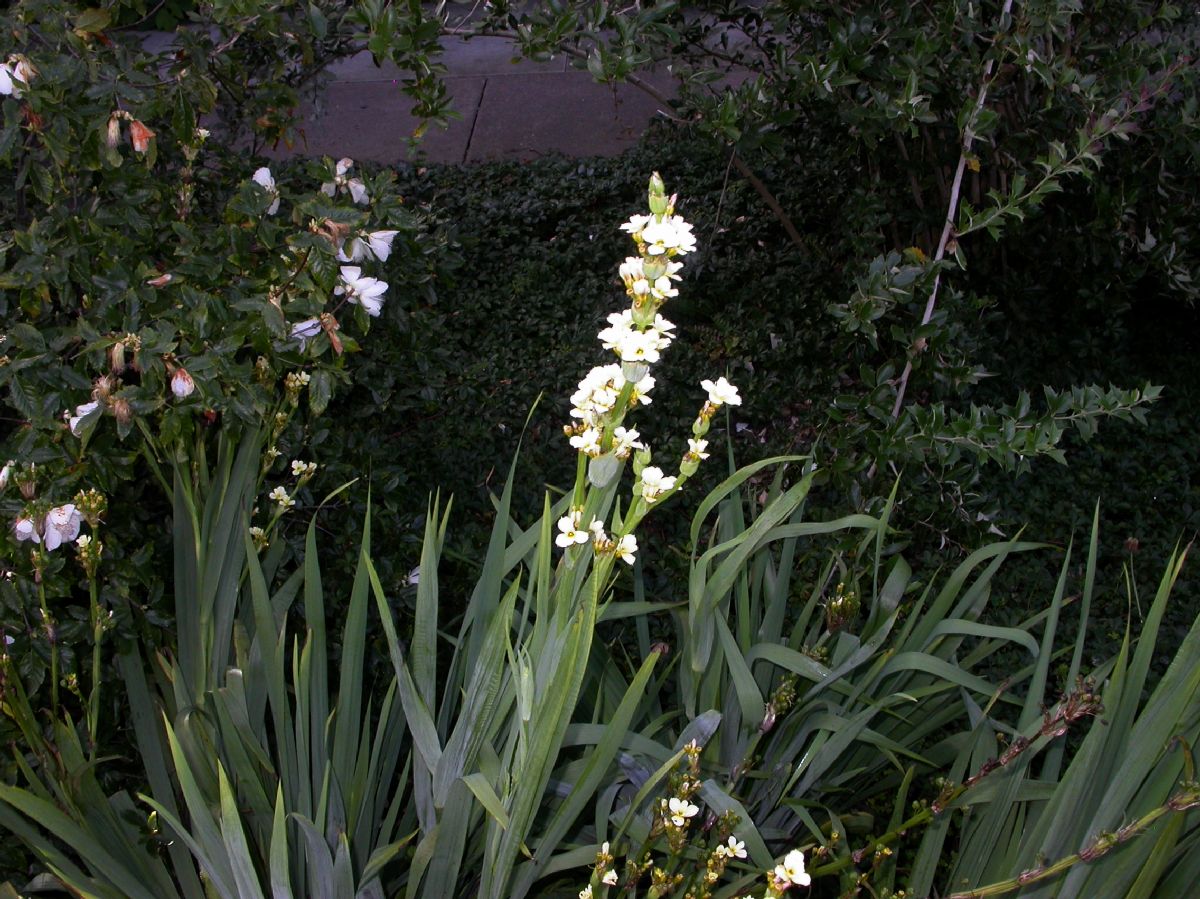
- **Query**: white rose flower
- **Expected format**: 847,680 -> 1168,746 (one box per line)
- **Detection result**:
69,401 -> 100,437
43,504 -> 82,551
291,318 -> 322,348
338,229 -> 399,263
251,167 -> 280,215
0,61 -> 29,99
700,376 -> 742,406
335,266 -> 387,317
13,515 -> 40,544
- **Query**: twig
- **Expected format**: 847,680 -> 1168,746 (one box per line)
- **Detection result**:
886,0 -> 1014,425
730,155 -> 809,252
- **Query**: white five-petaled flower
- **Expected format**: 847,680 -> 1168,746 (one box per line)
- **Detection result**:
555,510 -> 590,548
578,886 -> 593,899
701,376 -> 742,407
615,534 -> 637,565
268,486 -> 295,508
251,167 -> 281,215
335,266 -> 387,317
639,466 -> 676,503
43,504 -> 82,551
76,533 -> 91,549
723,836 -> 747,859
291,318 -> 322,348
171,368 -> 195,399
13,515 -> 39,544
667,796 -> 699,828
686,438 -> 710,460
774,849 -> 811,887
69,401 -> 100,436
291,460 -> 318,477
338,230 -> 400,263
321,157 -> 369,204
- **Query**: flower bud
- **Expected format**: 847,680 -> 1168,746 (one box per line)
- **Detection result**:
130,120 -> 155,154
0,460 -> 11,492
649,171 -> 665,202
632,445 -> 652,477
105,114 -> 122,149
170,367 -> 195,399
17,464 -> 36,500
111,397 -> 133,426
109,341 -> 126,373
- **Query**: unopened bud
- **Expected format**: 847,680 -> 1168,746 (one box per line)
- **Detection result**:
170,367 -> 195,399
108,341 -> 126,373
129,120 -> 155,154
105,114 -> 122,149
111,397 -> 133,426
0,460 -> 11,492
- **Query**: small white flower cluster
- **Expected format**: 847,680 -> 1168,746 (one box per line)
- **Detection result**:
555,508 -> 637,564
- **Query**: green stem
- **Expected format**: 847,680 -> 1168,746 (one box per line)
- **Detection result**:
945,788 -> 1200,898
37,579 -> 58,720
86,575 -> 102,759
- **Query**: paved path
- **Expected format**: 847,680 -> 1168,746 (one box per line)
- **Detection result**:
280,37 -> 677,165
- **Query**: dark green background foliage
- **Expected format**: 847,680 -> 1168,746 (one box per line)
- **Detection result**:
2,0 -> 1200,890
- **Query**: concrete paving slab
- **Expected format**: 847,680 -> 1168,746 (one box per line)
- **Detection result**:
267,77 -> 485,164
328,37 -> 565,82
465,71 -> 676,163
